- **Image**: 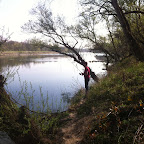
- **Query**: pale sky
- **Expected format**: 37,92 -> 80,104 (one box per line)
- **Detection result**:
0,0 -> 80,42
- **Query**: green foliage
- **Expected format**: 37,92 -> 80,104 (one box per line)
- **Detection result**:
71,89 -> 85,105
73,57 -> 144,143
0,71 -> 69,143
0,85 -> 69,143
40,112 -> 68,135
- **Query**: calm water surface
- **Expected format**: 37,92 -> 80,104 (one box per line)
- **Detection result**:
0,52 -> 107,112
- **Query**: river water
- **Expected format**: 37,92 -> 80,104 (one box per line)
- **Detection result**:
0,52 -> 107,112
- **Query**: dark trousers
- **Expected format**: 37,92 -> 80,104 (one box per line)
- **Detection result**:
85,77 -> 90,91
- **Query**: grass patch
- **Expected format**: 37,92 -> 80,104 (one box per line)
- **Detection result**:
73,57 -> 144,144
0,86 -> 69,144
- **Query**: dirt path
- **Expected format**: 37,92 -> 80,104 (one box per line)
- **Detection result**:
55,100 -> 93,144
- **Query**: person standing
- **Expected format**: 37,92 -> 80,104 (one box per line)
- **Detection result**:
80,62 -> 90,94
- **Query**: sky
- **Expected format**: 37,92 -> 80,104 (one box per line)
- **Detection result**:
0,0 -> 80,42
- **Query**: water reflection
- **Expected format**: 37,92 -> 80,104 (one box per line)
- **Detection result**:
0,53 -> 107,112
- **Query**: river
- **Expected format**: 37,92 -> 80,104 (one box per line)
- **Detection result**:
0,52 -> 107,112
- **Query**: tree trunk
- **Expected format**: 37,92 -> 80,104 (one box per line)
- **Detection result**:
44,44 -> 99,82
111,0 -> 144,61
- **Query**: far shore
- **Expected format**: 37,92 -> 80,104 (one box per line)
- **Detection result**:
0,51 -> 59,57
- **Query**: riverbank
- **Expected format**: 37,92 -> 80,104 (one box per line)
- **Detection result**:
0,56 -> 144,144
54,56 -> 144,144
0,51 -> 58,57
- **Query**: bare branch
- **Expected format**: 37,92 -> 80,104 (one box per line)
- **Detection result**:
0,27 -> 12,48
124,10 -> 144,15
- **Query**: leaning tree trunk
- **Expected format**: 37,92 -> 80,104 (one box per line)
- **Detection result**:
44,44 -> 99,82
111,0 -> 144,61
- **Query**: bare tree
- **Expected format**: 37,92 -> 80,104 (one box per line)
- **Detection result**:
0,27 -> 11,49
22,3 -> 99,81
80,0 -> 144,61
71,11 -> 121,63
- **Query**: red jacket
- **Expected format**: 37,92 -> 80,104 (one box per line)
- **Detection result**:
84,66 -> 90,78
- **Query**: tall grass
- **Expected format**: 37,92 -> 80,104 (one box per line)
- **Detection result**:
0,68 -> 70,142
73,57 -> 144,144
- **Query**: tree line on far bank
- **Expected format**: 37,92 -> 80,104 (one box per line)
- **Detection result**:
0,40 -> 63,52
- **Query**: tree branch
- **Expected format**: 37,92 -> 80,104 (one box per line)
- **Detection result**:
124,11 -> 144,15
